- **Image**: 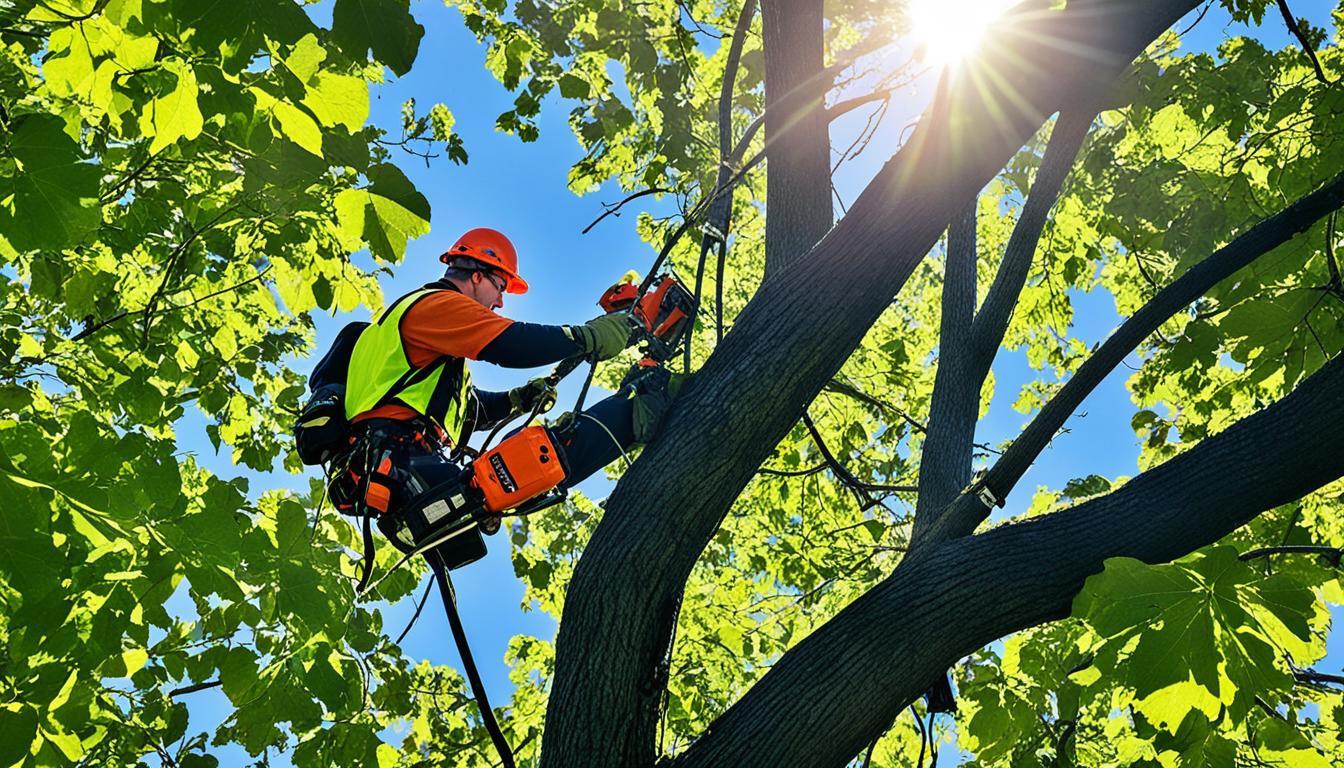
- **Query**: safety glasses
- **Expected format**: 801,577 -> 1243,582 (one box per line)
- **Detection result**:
482,271 -> 507,293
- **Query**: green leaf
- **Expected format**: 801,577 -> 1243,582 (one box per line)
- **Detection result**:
1075,547 -> 1310,730
285,33 -> 327,83
366,162 -> 430,222
139,59 -> 204,155
303,71 -> 369,131
0,704 -> 39,765
334,165 -> 431,262
558,73 -> 590,99
271,101 -> 324,157
0,114 -> 101,251
331,0 -> 425,77
162,0 -> 316,72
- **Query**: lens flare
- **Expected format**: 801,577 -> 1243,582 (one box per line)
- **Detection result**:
907,0 -> 1022,70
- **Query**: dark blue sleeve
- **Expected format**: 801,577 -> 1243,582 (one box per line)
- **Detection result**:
477,321 -> 582,368
469,387 -> 515,428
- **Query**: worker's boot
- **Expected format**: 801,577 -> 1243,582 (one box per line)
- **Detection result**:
626,366 -> 688,444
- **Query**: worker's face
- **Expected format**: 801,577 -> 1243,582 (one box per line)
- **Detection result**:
468,270 -> 506,311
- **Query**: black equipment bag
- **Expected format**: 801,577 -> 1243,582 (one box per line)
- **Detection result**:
294,321 -> 369,465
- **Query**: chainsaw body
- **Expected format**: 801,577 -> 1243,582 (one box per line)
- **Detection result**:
379,425 -> 569,569
600,273 -> 696,367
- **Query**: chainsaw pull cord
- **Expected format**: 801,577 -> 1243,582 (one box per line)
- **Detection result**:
426,549 -> 517,768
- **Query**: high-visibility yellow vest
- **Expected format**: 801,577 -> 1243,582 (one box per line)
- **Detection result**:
344,287 -> 473,441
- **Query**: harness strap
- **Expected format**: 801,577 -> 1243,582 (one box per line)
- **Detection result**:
356,512 -> 375,592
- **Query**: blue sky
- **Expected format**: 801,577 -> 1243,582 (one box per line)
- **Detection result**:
174,1 -> 1342,765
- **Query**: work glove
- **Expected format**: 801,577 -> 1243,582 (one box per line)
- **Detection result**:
508,377 -> 557,414
567,313 -> 632,362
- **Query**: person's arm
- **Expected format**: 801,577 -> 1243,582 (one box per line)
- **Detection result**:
476,321 -> 581,368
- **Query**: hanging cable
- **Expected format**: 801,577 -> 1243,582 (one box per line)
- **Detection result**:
427,549 -> 516,768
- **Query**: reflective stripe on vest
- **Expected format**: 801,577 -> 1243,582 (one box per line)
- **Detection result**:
344,288 -> 473,440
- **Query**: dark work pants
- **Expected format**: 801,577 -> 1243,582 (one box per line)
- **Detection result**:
551,392 -> 637,488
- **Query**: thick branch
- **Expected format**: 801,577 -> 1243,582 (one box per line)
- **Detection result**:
912,201 -> 979,527
969,108 -> 1095,380
932,167 -> 1344,542
541,4 -> 1200,767
673,351 -> 1344,768
760,0 -> 831,273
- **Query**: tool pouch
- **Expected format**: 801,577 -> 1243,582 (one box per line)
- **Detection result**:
378,454 -> 487,570
294,383 -> 350,465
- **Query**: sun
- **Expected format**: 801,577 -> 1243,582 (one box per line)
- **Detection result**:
907,0 -> 1022,70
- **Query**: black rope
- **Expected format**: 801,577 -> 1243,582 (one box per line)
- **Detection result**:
395,577 -> 435,645
427,549 -> 516,768
912,705 -> 929,768
355,511 -> 375,592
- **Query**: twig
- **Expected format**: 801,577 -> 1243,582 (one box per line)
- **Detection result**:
802,413 -> 879,509
167,679 -> 222,697
70,266 -> 272,343
396,578 -> 436,644
582,188 -> 670,234
140,201 -> 246,342
1238,544 -> 1342,565
826,88 -> 896,122
36,0 -> 109,22
822,378 -> 1002,454
100,152 -> 157,203
758,463 -> 827,478
1276,0 -> 1333,86
1175,1 -> 1214,38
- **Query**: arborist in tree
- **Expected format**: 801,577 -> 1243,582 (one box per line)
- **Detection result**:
297,226 -> 687,577
291,226 -> 692,768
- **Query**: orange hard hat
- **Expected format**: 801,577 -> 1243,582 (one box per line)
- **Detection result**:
439,227 -> 528,294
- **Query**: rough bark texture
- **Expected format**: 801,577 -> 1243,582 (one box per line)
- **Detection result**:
914,201 -> 979,521
539,3 -> 1202,767
760,0 -> 832,273
673,352 -> 1344,768
968,108 -> 1095,381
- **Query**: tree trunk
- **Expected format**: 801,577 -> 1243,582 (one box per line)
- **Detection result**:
539,4 -> 1202,767
760,0 -> 832,273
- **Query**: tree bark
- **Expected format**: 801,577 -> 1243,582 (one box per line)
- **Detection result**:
539,4 -> 1201,767
914,200 -> 979,521
760,0 -> 832,273
912,107 -> 1095,544
671,351 -> 1344,768
968,108 -> 1095,382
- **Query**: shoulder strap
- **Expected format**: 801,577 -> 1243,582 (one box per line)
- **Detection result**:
371,355 -> 451,411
